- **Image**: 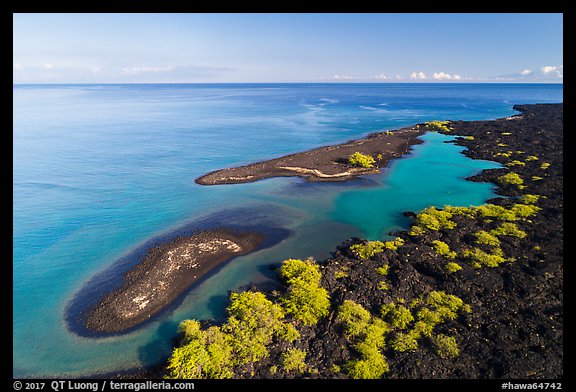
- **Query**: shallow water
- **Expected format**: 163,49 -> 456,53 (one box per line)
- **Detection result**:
13,83 -> 562,377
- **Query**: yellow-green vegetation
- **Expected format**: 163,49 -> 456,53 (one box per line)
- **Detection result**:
350,238 -> 404,259
280,348 -> 307,373
519,194 -> 540,205
445,262 -> 463,273
531,176 -> 544,181
376,264 -> 390,276
350,241 -> 385,259
494,151 -> 513,158
525,155 -> 539,161
338,300 -> 390,379
461,247 -> 507,268
501,132 -> 512,136
474,230 -> 501,247
348,152 -> 376,168
381,303 -> 414,329
279,258 -> 331,326
515,150 -> 524,155
506,160 -> 526,167
425,121 -> 451,132
166,291 -> 298,379
376,153 -> 383,160
540,162 -> 551,169
166,320 -> 234,379
463,135 -> 474,140
336,292 -> 470,379
497,172 -> 524,187
376,281 -> 389,291
432,240 -> 457,259
489,222 -> 527,239
474,203 -> 540,221
389,291 -> 470,353
497,143 -> 508,147
408,206 -> 456,235
431,334 -> 460,359
334,267 -> 349,279
406,201 -> 540,269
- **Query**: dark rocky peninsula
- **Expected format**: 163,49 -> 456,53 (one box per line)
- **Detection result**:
196,127 -> 424,185
83,229 -> 265,334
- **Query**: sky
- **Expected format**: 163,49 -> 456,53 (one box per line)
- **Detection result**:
13,13 -> 563,84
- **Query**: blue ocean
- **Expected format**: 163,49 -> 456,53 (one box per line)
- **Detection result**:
13,83 -> 562,377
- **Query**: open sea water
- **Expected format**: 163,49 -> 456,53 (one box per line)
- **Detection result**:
13,83 -> 562,377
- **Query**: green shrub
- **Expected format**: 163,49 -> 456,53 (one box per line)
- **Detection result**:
463,135 -> 474,140
474,230 -> 501,247
519,194 -> 540,205
383,237 -> 405,251
381,303 -> 414,330
338,301 -> 391,379
377,281 -> 389,291
390,331 -> 419,352
432,240 -> 457,259
525,155 -> 539,161
425,121 -> 451,132
510,204 -> 541,219
276,323 -> 300,343
166,323 -> 234,379
445,262 -> 462,273
531,176 -> 544,181
225,291 -> 287,365
489,222 -> 527,239
431,334 -> 460,359
506,160 -> 525,167
475,204 -> 518,221
348,152 -> 376,168
279,259 -> 330,326
338,300 -> 372,338
461,247 -> 506,268
413,206 -> 456,232
280,348 -> 307,373
350,241 -> 385,259
376,264 -> 390,276
497,172 -> 524,186
540,162 -> 551,169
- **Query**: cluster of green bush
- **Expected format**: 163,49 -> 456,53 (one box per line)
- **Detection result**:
350,237 -> 404,259
166,258 -> 333,379
497,172 -> 524,188
348,152 -> 375,168
338,300 -> 390,379
425,121 -> 451,132
335,291 -> 470,379
408,206 -> 456,235
166,291 -> 299,379
279,258 -> 331,326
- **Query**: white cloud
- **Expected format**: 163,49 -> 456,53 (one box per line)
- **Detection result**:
43,63 -> 54,69
374,73 -> 388,80
540,65 -> 563,78
410,71 -> 426,80
333,74 -> 355,80
432,72 -> 461,80
395,74 -> 402,80
520,69 -> 532,75
122,66 -> 174,75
